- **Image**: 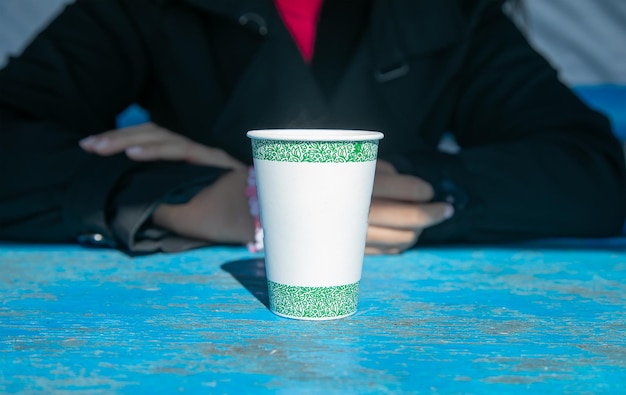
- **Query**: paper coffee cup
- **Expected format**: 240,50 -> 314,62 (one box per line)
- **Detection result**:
247,129 -> 383,320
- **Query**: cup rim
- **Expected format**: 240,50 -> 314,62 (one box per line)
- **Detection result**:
247,129 -> 384,141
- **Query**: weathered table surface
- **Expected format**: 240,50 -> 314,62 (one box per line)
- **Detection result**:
1,239 -> 625,394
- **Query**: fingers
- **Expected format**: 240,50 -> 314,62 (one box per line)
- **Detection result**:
373,172 -> 434,202
365,200 -> 454,254
375,159 -> 397,174
365,226 -> 422,255
371,162 -> 441,250
183,145 -> 246,169
125,142 -> 245,169
79,122 -> 245,169
369,199 -> 453,229
79,123 -> 169,155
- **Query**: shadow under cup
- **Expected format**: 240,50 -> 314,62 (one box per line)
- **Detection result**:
247,129 -> 384,320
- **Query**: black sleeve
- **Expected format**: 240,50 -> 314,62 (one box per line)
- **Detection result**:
0,0 -> 226,253
393,2 -> 626,244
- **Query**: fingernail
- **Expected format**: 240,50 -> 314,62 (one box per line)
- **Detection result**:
126,146 -> 143,155
79,136 -> 96,147
94,138 -> 109,150
444,204 -> 455,219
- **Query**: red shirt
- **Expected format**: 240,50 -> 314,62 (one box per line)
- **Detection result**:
274,0 -> 324,63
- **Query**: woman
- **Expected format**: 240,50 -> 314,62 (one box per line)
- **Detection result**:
0,0 -> 624,255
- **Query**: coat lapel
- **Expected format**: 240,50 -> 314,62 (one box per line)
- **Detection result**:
164,0 -> 477,161
314,0 -> 471,155
207,2 -> 328,163
362,0 -> 470,149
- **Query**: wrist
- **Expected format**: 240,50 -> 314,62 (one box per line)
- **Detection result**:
152,203 -> 181,233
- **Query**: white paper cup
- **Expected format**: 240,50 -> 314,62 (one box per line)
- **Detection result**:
247,129 -> 384,320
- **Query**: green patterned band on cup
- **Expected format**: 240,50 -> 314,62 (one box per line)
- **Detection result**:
268,281 -> 360,320
251,139 -> 379,163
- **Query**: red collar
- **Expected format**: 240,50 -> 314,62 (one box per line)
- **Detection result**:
274,0 -> 324,63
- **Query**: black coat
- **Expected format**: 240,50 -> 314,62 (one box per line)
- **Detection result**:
1,0 -> 624,253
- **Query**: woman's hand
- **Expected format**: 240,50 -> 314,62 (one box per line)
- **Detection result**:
365,160 -> 454,255
79,123 -> 252,245
79,122 -> 245,169
152,169 -> 255,244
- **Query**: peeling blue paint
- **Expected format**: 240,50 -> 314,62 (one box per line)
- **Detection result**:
1,240 -> 625,394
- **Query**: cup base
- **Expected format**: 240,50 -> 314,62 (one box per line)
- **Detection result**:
271,309 -> 357,321
267,281 -> 360,321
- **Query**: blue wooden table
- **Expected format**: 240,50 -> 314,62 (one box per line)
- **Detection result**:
1,239 -> 625,394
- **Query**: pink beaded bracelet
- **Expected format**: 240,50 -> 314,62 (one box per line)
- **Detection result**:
245,166 -> 264,252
